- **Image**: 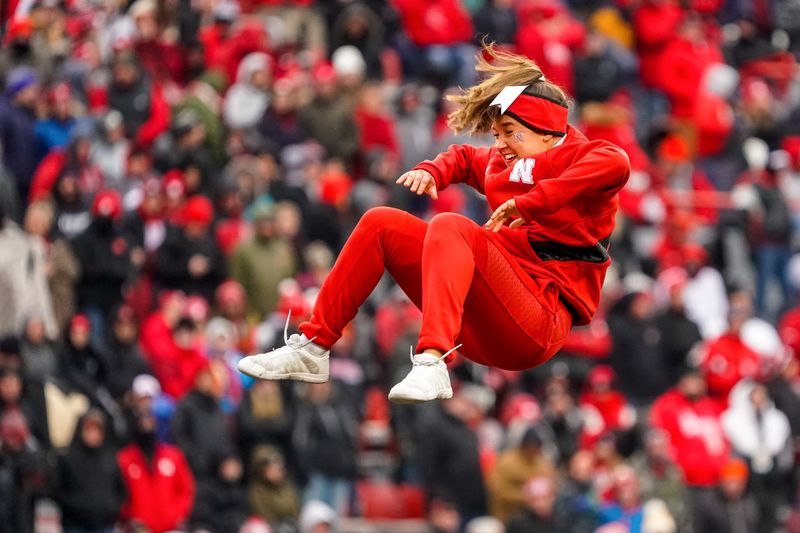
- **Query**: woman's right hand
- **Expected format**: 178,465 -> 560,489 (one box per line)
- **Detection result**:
396,170 -> 438,199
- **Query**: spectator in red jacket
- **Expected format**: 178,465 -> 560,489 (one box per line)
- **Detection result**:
148,317 -> 208,400
698,291 -> 762,401
578,365 -> 636,448
140,290 -> 185,362
650,369 -> 730,488
655,14 -> 724,121
129,0 -> 185,86
779,304 -> 800,359
515,0 -> 586,97
392,0 -> 476,86
354,82 -> 401,163
118,409 -> 195,532
633,0 -> 684,89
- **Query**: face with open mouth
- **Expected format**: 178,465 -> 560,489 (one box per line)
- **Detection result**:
491,116 -> 560,167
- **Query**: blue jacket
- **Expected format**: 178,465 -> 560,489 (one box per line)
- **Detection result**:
0,99 -> 41,196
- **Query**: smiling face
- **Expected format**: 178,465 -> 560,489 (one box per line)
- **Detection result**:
491,116 -> 559,166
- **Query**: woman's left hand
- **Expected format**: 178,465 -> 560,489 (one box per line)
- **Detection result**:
485,199 -> 526,232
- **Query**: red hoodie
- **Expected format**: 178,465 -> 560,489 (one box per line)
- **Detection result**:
650,389 -> 729,487
699,333 -> 761,401
414,126 -> 630,325
392,0 -> 473,46
656,36 -> 724,118
118,444 -> 195,533
633,2 -> 685,88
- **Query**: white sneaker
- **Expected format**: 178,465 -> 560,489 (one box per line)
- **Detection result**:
238,316 -> 329,383
388,350 -> 456,404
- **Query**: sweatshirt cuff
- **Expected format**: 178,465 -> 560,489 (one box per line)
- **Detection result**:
514,188 -> 550,222
413,162 -> 444,189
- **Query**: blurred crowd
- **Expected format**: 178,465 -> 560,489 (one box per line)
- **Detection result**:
1,0 -> 800,532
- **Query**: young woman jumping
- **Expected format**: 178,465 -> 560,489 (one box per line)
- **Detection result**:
238,45 -> 631,403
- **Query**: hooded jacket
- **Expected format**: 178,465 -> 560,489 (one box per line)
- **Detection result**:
721,380 -> 792,474
57,413 -> 126,530
223,52 -> 271,131
247,445 -> 300,525
118,441 -> 195,533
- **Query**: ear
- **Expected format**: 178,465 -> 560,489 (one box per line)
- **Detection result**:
541,134 -> 556,145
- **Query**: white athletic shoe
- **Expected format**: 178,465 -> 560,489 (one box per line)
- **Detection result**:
238,315 -> 329,383
388,347 -> 459,404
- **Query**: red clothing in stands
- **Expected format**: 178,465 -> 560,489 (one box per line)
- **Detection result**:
656,36 -> 724,118
118,444 -> 195,533
633,3 -> 684,88
699,333 -> 761,401
650,389 -> 729,487
392,0 -> 473,46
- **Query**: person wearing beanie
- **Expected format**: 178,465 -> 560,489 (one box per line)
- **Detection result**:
692,458 -> 759,533
230,201 -> 296,321
155,195 -> 226,303
70,189 -> 135,344
0,66 -> 42,201
247,445 -> 301,528
239,44 -> 630,404
299,62 -> 360,166
489,425 -> 556,522
57,409 -> 126,533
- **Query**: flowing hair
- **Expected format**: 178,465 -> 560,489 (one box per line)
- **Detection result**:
446,42 -> 570,136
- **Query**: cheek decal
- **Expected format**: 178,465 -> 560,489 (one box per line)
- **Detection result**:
513,132 -> 525,143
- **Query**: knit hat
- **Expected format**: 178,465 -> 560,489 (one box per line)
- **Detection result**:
720,458 -> 748,482
70,314 -> 91,331
4,67 -> 38,98
181,195 -> 214,227
92,189 -> 123,220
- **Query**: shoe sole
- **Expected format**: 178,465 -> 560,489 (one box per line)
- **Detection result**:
387,388 -> 453,404
238,361 -> 329,383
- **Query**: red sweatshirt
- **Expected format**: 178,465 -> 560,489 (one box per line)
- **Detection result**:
650,389 -> 729,487
118,444 -> 195,532
414,126 -> 630,325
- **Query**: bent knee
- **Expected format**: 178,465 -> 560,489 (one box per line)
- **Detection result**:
427,212 -> 476,235
357,206 -> 407,231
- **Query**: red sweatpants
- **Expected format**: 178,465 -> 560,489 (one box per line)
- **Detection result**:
298,207 -> 572,371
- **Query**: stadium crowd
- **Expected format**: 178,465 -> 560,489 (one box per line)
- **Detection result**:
0,0 -> 800,532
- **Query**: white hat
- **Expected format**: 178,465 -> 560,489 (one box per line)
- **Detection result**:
332,46 -> 366,77
132,374 -> 161,398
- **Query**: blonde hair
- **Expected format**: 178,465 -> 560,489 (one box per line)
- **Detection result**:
447,43 -> 569,136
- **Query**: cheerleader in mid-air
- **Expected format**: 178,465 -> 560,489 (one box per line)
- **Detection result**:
239,44 -> 631,404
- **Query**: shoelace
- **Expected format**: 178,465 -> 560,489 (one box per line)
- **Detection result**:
408,344 -> 463,365
281,309 -> 318,349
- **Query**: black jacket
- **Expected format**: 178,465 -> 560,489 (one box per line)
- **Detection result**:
654,308 -> 702,386
608,293 -> 671,406
292,386 -> 358,480
414,406 -> 487,516
692,489 -> 759,533
506,509 -> 572,533
172,389 -> 233,481
191,477 -> 248,533
57,424 -> 126,529
155,225 -> 226,303
104,336 -> 151,400
70,218 -> 133,313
